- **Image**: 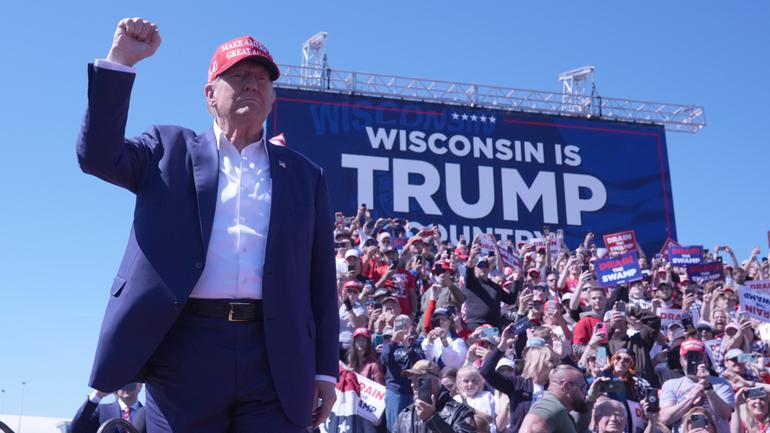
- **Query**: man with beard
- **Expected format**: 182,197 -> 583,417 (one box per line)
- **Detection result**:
517,364 -> 605,433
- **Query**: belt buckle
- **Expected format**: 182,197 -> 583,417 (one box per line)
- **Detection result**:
228,302 -> 251,322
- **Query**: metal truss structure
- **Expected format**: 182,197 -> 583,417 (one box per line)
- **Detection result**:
275,64 -> 706,133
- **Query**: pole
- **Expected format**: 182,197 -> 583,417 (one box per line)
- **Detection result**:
17,382 -> 26,433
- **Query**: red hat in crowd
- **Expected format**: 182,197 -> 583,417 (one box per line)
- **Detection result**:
432,260 -> 455,276
454,246 -> 469,260
679,338 -> 705,356
343,280 -> 363,292
353,328 -> 370,339
208,35 -> 280,82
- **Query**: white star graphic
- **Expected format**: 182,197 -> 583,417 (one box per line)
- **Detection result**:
489,115 -> 496,123
480,115 -> 487,123
338,421 -> 350,433
461,113 -> 469,120
451,112 -> 459,120
470,114 -> 478,122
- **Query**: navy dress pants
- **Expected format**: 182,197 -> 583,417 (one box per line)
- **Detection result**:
143,312 -> 304,433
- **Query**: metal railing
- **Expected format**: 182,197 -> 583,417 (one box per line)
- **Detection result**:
275,64 -> 706,133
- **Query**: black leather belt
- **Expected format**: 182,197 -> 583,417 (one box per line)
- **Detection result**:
183,298 -> 263,322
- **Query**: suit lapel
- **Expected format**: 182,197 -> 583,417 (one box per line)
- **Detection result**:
188,129 -> 218,253
265,142 -> 286,256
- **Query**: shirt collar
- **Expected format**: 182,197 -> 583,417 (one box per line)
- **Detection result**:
117,399 -> 141,411
212,121 -> 268,154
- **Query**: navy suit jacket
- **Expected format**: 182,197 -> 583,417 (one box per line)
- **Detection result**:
70,399 -> 146,433
76,65 -> 339,426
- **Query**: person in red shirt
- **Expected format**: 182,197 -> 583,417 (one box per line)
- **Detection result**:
372,247 -> 418,317
572,286 -> 608,357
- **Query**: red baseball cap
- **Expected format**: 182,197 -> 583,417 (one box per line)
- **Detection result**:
343,280 -> 363,292
353,328 -> 370,339
454,246 -> 469,260
679,338 -> 705,356
208,36 -> 280,82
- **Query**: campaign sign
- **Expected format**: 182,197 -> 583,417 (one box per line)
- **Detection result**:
479,233 -> 498,257
668,245 -> 704,266
627,400 -> 645,433
528,233 -> 562,257
269,88 -> 677,256
657,308 -> 684,329
746,280 -> 770,292
659,237 -> 679,259
603,230 -> 637,255
595,251 -> 642,288
687,262 -> 725,282
703,338 -> 722,368
497,240 -> 521,270
356,373 -> 386,422
738,286 -> 770,322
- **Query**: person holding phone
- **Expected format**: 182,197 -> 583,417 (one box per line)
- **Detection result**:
732,385 -> 770,433
721,349 -> 761,391
463,235 -> 518,331
679,407 -> 718,433
659,339 -> 734,433
391,360 -> 476,433
372,246 -> 419,318
479,323 -> 559,433
381,315 -> 426,431
338,280 -> 368,359
572,287 -> 608,358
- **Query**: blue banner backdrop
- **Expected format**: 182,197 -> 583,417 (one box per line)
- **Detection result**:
268,88 -> 677,255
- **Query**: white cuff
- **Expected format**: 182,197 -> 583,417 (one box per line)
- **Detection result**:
315,374 -> 337,384
94,59 -> 136,74
88,391 -> 104,403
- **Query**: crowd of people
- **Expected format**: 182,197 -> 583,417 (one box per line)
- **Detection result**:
333,205 -> 770,433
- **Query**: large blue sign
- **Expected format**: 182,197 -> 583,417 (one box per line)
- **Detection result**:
268,88 -> 676,255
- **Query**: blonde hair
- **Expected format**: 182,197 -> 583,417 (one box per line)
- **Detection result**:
681,406 -> 718,432
456,365 -> 484,397
523,346 -> 557,382
737,393 -> 770,432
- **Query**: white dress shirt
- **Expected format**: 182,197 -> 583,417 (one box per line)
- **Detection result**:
189,122 -> 271,300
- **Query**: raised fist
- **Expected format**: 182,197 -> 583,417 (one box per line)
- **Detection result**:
106,17 -> 161,66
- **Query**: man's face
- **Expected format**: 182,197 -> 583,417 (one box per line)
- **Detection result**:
546,273 -> 558,289
562,372 -> 589,411
206,61 -> 274,126
656,285 -> 673,301
589,289 -> 607,312
724,357 -> 745,374
115,383 -> 142,404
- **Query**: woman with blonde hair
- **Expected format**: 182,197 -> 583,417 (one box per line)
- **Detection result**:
731,385 -> 770,433
480,323 -> 559,433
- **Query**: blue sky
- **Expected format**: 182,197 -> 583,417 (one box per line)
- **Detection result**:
0,1 -> 768,418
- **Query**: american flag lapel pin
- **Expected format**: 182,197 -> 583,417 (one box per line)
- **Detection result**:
279,160 -> 287,168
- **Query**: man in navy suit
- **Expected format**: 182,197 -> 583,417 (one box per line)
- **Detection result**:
76,18 -> 338,432
70,383 -> 146,433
